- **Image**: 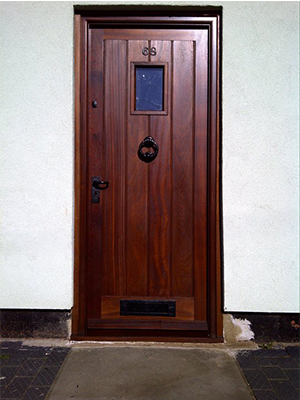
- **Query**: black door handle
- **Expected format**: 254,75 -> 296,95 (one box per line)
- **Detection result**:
92,177 -> 109,203
92,180 -> 109,190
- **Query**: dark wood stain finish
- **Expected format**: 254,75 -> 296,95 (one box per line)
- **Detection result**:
73,10 -> 222,342
171,40 -> 194,298
149,40 -> 171,297
126,40 -> 149,296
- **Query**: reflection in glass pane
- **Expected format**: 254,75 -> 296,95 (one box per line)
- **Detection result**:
136,67 -> 164,111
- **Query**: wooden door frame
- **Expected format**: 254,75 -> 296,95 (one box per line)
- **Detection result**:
72,7 -> 223,342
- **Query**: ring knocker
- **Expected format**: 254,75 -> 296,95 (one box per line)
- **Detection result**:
138,136 -> 159,163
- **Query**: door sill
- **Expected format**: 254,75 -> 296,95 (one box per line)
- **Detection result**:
71,333 -> 224,344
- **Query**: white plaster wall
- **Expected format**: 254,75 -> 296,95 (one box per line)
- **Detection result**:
222,1 -> 299,312
0,1 -> 299,312
0,2 -> 74,308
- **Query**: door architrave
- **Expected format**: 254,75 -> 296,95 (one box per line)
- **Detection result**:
73,8 -> 222,342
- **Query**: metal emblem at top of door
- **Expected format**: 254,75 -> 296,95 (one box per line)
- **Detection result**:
142,46 -> 157,56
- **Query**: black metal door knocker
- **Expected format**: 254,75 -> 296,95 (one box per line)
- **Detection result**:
138,136 -> 159,163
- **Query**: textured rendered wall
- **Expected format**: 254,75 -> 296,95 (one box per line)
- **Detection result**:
0,2 -> 74,308
0,1 -> 299,312
222,2 -> 299,312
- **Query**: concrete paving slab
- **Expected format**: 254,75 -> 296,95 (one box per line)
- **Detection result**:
46,347 -> 255,400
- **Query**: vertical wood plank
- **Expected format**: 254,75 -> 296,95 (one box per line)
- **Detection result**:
171,41 -> 194,297
149,41 -> 171,296
101,40 -> 127,295
215,16 -> 223,338
126,40 -> 149,295
194,31 -> 208,320
86,28 -> 104,316
73,14 -> 84,335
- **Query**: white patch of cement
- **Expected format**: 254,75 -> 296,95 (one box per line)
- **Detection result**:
231,316 -> 255,342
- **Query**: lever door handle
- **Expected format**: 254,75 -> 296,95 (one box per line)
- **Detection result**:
92,177 -> 109,203
92,180 -> 109,190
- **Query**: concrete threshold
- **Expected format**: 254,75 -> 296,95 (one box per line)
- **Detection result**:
46,346 -> 256,400
1,337 -> 259,350
1,337 -> 262,354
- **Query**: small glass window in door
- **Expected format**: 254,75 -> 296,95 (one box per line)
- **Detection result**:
136,66 -> 164,111
131,62 -> 168,115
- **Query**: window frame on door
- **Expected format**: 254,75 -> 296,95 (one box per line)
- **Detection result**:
131,61 -> 169,115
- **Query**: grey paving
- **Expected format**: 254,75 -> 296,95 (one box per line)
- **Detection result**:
0,341 -> 69,400
2,342 -> 299,400
236,347 -> 300,400
46,347 -> 254,400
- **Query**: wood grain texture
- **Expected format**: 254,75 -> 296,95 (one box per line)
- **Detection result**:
73,16 -> 89,336
216,15 -> 223,339
101,296 -> 194,320
85,29 -> 105,320
126,40 -> 149,296
101,40 -> 127,296
208,17 -> 222,338
103,29 -> 199,41
74,12 -> 222,342
171,40 -> 194,298
72,335 -> 222,343
194,30 -> 208,321
149,40 -> 172,296
72,14 -> 82,336
88,319 -> 206,331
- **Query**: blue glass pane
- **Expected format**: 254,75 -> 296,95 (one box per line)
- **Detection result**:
136,67 -> 164,111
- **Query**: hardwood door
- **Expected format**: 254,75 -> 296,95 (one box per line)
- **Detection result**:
74,14 -> 222,342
